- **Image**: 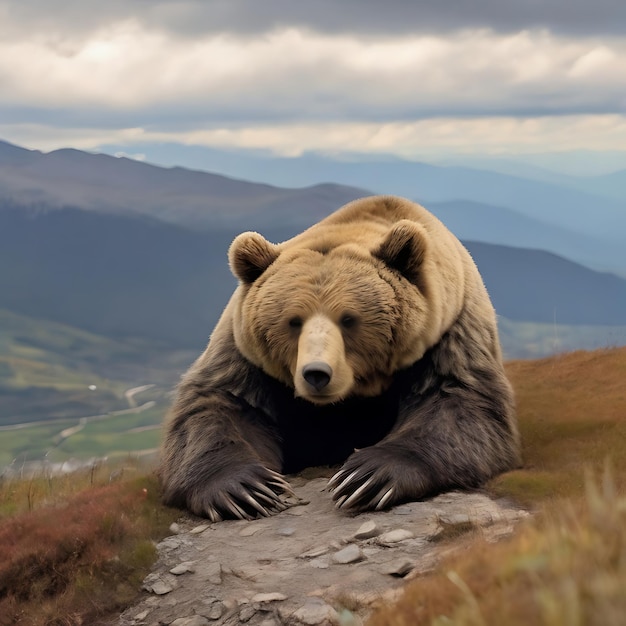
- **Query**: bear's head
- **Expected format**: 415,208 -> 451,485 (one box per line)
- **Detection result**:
228,221 -> 439,404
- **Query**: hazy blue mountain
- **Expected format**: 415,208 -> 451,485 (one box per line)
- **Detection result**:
0,205 -> 234,348
466,242 -> 626,326
1,205 -> 625,353
94,143 -> 626,246
428,200 -> 626,274
1,137 -> 625,354
3,139 -> 626,275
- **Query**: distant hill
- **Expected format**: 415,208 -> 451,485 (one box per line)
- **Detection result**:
0,140 -> 367,232
1,139 -> 625,276
102,146 -> 625,246
466,242 -> 626,326
428,200 -> 625,274
1,137 -> 625,367
1,205 -> 625,351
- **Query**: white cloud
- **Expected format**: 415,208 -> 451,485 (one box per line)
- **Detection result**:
3,115 -> 626,159
1,14 -> 626,160
1,23 -> 625,116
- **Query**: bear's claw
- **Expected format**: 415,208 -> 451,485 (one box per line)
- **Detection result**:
375,487 -> 395,510
336,475 -> 377,509
193,467 -> 293,521
328,462 -> 398,512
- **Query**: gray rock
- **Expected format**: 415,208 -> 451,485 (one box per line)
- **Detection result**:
252,592 -> 288,603
292,598 -> 340,625
381,558 -> 415,577
332,544 -> 364,564
239,605 -> 257,622
142,573 -> 177,595
298,546 -> 329,559
169,522 -> 181,534
198,598 -> 225,621
352,520 -> 380,540
378,529 -> 414,545
118,479 -> 529,626
170,561 -> 196,575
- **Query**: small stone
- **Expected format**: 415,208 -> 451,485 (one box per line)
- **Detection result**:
170,617 -> 210,626
353,520 -> 380,540
151,580 -> 174,595
240,524 -> 265,536
198,598 -> 225,620
190,524 -> 210,534
142,573 -> 176,595
309,557 -> 330,569
170,561 -> 196,575
292,598 -> 339,625
252,592 -> 288,603
381,558 -> 415,577
332,544 -> 364,564
298,546 -> 329,559
378,529 -> 414,544
169,522 -> 181,534
239,605 -> 257,622
133,609 -> 149,621
276,526 -> 295,536
207,603 -> 224,620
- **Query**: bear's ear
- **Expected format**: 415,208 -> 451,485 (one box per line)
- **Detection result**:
373,220 -> 428,284
229,231 -> 280,283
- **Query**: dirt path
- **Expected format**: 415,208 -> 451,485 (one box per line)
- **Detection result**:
118,470 -> 528,626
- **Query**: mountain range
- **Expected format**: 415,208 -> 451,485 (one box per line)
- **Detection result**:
0,138 -> 625,358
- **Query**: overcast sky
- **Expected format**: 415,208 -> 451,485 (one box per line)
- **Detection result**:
1,0 -> 625,167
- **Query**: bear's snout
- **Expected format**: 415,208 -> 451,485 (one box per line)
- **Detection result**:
294,314 -> 354,403
302,361 -> 333,392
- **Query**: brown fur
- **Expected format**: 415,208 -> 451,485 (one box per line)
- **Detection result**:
159,196 -> 520,519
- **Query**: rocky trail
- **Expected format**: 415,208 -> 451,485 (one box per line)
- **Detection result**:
118,470 -> 529,626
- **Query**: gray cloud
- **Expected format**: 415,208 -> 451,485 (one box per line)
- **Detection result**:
1,0 -> 625,159
3,0 -> 626,37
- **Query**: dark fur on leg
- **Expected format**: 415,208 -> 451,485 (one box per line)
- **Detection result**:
159,389 -> 290,520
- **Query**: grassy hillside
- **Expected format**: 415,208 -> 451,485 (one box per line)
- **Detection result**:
0,309 -> 196,467
0,348 -> 624,625
370,347 -> 626,626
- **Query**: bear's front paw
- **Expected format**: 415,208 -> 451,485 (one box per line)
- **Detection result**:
188,465 -> 295,522
328,447 -> 429,512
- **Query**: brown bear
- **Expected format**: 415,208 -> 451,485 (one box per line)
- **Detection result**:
160,195 -> 520,521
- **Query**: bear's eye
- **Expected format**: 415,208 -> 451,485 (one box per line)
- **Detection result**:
288,316 -> 303,329
340,314 -> 357,329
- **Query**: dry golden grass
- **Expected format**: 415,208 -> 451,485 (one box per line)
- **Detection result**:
369,347 -> 626,626
0,462 -> 178,626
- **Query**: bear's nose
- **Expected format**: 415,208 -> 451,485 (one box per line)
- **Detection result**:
302,362 -> 333,392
